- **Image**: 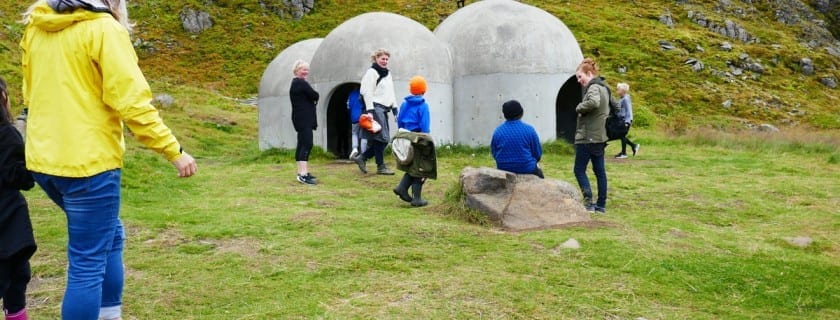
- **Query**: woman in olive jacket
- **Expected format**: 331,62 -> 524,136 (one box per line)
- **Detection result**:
574,58 -> 609,213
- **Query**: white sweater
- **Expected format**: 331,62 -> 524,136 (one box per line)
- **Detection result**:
360,68 -> 396,110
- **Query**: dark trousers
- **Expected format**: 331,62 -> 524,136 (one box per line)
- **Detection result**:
620,124 -> 635,154
295,129 -> 313,161
0,252 -> 32,314
574,143 -> 608,208
362,139 -> 387,166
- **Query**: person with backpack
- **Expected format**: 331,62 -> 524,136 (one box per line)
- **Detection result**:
352,49 -> 397,175
0,77 -> 36,320
392,76 -> 435,207
614,82 -> 640,158
20,1 -> 197,318
574,58 -> 609,214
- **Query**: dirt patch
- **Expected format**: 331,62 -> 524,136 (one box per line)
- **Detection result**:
142,228 -> 187,247
289,210 -> 324,222
208,237 -> 263,258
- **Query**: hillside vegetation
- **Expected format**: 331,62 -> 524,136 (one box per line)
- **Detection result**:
1,0 -> 839,130
0,1 -> 838,318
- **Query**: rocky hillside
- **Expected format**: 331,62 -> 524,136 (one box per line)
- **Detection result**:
1,0 -> 838,130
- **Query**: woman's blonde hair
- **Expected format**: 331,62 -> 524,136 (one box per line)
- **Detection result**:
576,58 -> 599,76
292,59 -> 309,75
370,49 -> 390,62
22,0 -> 134,32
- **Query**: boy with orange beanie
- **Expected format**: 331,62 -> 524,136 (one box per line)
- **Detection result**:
393,76 -> 434,207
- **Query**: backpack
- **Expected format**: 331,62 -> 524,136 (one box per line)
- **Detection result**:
602,85 -> 627,140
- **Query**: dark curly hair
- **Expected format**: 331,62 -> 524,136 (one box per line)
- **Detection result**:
0,77 -> 11,124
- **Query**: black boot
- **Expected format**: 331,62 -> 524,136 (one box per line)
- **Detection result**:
393,174 -> 413,203
410,178 -> 428,207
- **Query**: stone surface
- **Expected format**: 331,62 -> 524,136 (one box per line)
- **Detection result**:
460,166 -> 590,231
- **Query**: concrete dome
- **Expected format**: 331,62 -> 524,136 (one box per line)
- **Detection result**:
309,12 -> 451,84
434,0 -> 582,76
435,0 -> 584,146
308,12 -> 454,152
257,38 -> 322,150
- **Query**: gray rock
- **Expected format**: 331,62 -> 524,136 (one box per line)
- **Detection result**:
460,167 -> 590,231
617,65 -> 627,74
722,99 -> 733,108
826,46 -> 840,58
747,62 -> 765,74
154,94 -> 176,108
658,40 -> 676,50
660,11 -> 674,28
180,8 -> 213,34
560,238 -> 581,249
820,77 -> 838,89
758,123 -> 779,132
800,58 -> 815,75
720,41 -> 733,51
695,44 -> 705,53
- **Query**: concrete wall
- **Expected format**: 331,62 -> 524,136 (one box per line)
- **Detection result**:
452,73 -> 570,146
257,38 -> 322,150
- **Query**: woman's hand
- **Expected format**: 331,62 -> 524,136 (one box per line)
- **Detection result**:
172,152 -> 197,177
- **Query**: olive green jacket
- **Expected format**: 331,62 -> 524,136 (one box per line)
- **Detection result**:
575,77 -> 610,144
393,131 -> 437,179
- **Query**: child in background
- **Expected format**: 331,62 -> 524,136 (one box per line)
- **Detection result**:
0,77 -> 37,320
347,85 -> 367,159
392,76 -> 435,207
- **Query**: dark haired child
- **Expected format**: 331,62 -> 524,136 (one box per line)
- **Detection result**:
0,77 -> 37,320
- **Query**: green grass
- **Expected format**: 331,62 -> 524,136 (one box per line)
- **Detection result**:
21,90 -> 839,318
1,1 -> 838,318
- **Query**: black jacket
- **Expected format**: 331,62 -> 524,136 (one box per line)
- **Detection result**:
289,78 -> 319,132
0,124 -> 36,259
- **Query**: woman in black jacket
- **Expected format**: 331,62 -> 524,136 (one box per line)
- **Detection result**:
290,60 -> 320,185
0,77 -> 36,320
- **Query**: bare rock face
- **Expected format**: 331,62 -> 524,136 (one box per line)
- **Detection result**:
460,167 -> 590,231
181,8 -> 213,34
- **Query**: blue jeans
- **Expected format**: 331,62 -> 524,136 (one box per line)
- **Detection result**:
574,143 -> 608,208
33,169 -> 124,320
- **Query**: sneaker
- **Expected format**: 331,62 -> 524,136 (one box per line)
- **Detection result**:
615,153 -> 628,159
632,143 -> 640,156
352,154 -> 367,173
594,206 -> 606,214
305,173 -> 317,180
349,148 -> 359,160
296,174 -> 317,185
376,165 -> 395,175
585,203 -> 596,212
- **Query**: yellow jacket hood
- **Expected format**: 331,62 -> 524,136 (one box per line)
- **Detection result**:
28,1 -> 111,32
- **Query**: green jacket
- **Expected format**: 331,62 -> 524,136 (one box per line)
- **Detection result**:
575,77 -> 609,144
393,131 -> 437,179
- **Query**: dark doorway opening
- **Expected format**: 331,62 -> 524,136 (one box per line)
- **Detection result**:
556,76 -> 582,144
326,83 -> 358,158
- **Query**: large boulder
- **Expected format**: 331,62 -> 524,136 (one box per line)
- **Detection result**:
460,167 -> 590,231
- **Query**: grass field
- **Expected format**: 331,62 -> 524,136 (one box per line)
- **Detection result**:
20,94 -> 839,319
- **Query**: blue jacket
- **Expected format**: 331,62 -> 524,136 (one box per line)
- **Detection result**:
618,94 -> 634,124
491,120 -> 542,174
397,95 -> 430,133
347,89 -> 362,123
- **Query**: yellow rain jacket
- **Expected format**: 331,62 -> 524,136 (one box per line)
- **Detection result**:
20,2 -> 183,178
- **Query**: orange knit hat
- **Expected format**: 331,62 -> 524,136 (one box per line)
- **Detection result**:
409,76 -> 427,95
